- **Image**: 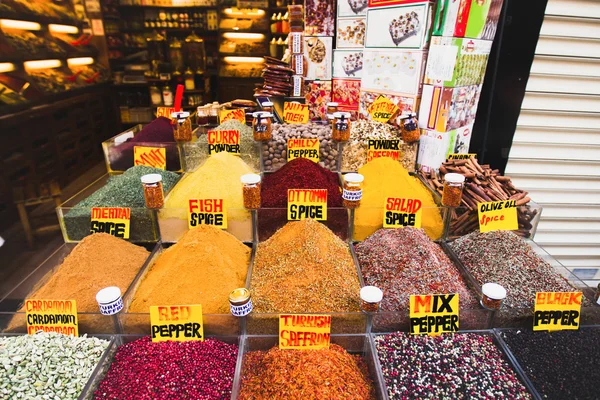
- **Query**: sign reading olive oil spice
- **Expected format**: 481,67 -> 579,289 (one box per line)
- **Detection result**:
477,200 -> 518,233
150,305 -> 204,342
367,139 -> 401,162
367,95 -> 399,123
279,314 -> 331,349
287,189 -> 327,221
533,292 -> 582,332
283,102 -> 310,124
25,299 -> 78,336
383,197 -> 422,228
410,294 -> 459,335
188,199 -> 227,229
287,138 -> 320,163
219,108 -> 246,124
134,146 -> 167,169
207,129 -> 241,155
90,207 -> 131,239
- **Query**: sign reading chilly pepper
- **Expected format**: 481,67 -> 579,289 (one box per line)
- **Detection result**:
383,197 -> 422,228
367,95 -> 399,123
287,138 -> 320,163
188,199 -> 227,229
134,146 -> 167,169
207,129 -> 241,155
367,139 -> 401,162
279,314 -> 331,349
219,108 -> 246,124
283,102 -> 310,124
447,153 -> 477,160
410,294 -> 459,335
287,189 -> 327,221
25,299 -> 78,336
533,292 -> 582,332
90,207 -> 131,239
150,305 -> 204,342
477,200 -> 518,233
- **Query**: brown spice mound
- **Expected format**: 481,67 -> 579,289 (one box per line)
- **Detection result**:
251,219 -> 360,313
239,344 -> 375,400
128,225 -> 250,314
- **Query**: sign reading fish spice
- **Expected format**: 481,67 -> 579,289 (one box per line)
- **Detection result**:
410,294 -> 459,335
534,292 -> 582,332
367,95 -> 399,123
283,102 -> 310,124
287,189 -> 327,221
287,138 -> 320,163
383,197 -> 422,228
188,199 -> 227,229
150,305 -> 204,342
207,129 -> 241,155
133,146 -> 167,169
25,299 -> 78,336
477,200 -> 518,233
219,108 -> 246,124
447,153 -> 477,160
90,207 -> 131,239
279,314 -> 331,349
367,139 -> 401,162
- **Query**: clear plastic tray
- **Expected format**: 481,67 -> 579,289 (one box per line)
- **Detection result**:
340,140 -> 419,174
257,207 -> 350,242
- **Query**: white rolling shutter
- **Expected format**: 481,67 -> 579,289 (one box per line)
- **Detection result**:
505,0 -> 600,287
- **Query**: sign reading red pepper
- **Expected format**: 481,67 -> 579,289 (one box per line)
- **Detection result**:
410,294 -> 459,335
150,305 -> 204,342
287,138 -> 320,163
367,139 -> 401,162
383,197 -> 422,228
287,189 -> 327,221
283,102 -> 310,124
279,314 -> 331,349
533,292 -> 582,331
207,129 -> 241,155
25,299 -> 78,336
90,207 -> 131,239
133,146 -> 167,169
219,109 -> 246,124
477,200 -> 518,233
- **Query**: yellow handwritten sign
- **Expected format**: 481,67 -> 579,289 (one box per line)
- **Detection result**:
383,197 -> 422,228
534,292 -> 582,332
25,299 -> 78,336
220,108 -> 246,124
90,207 -> 131,239
156,107 -> 175,118
410,294 -> 459,336
207,129 -> 241,155
134,146 -> 167,169
150,305 -> 204,342
367,95 -> 399,123
287,138 -> 320,163
279,314 -> 331,349
188,199 -> 227,229
478,200 -> 518,233
367,139 -> 401,162
287,189 -> 327,221
283,102 -> 310,124
448,153 -> 477,160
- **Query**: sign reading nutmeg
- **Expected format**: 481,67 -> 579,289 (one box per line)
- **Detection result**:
283,102 -> 310,124
219,108 -> 246,124
134,146 -> 167,169
287,138 -> 320,163
367,139 -> 401,162
410,294 -> 459,336
368,95 -> 399,123
288,189 -> 327,221
207,129 -> 241,155
477,200 -> 518,233
90,207 -> 131,239
383,197 -> 422,228
279,314 -> 331,349
188,199 -> 227,229
150,305 -> 204,342
25,299 -> 78,336
533,292 -> 582,331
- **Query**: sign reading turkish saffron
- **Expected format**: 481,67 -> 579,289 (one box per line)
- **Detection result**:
25,299 -> 78,336
90,207 -> 131,239
367,139 -> 401,162
533,292 -> 582,332
287,189 -> 328,221
133,146 -> 167,169
156,107 -> 175,118
150,305 -> 204,342
383,197 -> 422,228
477,200 -> 518,233
367,95 -> 399,123
410,294 -> 459,335
188,199 -> 227,229
283,102 -> 310,124
219,108 -> 246,124
287,138 -> 320,163
447,153 -> 477,160
207,129 -> 241,155
279,314 -> 331,349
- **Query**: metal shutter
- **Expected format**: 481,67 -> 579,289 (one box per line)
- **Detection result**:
505,0 -> 600,287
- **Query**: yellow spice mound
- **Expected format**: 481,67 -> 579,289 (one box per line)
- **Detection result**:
128,225 -> 250,314
355,158 -> 443,241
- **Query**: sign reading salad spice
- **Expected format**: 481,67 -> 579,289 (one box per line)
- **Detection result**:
207,129 -> 241,155
477,200 -> 518,233
156,107 -> 175,118
410,294 -> 459,335
287,189 -> 328,221
219,108 -> 246,124
283,102 -> 310,124
447,153 -> 477,160
367,95 -> 399,123
279,314 -> 331,349
287,138 -> 320,163
188,199 -> 227,229
533,292 -> 582,331
133,146 -> 167,169
150,305 -> 204,342
383,197 -> 422,228
25,299 -> 78,336
367,139 -> 401,162
90,207 -> 131,239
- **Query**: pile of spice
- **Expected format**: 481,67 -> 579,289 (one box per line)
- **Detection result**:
356,228 -> 478,310
501,329 -> 600,399
63,166 -> 180,241
0,332 -> 109,400
95,337 -> 238,399
355,157 -> 443,241
341,119 -> 417,172
374,332 -> 531,399
239,344 -> 374,399
160,152 -> 254,242
251,219 -> 360,313
450,231 -> 581,309
129,225 -> 250,314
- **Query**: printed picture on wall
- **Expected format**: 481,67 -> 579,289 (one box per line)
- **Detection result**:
336,17 -> 366,48
361,49 -> 426,95
365,3 -> 430,49
333,50 -> 363,79
338,0 -> 368,17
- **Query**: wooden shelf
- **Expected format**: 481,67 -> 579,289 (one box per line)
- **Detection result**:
118,4 -> 218,9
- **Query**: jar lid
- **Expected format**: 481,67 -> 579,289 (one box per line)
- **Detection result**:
262,101 -> 274,107
444,173 -> 465,184
241,173 -> 261,185
360,286 -> 383,303
344,173 -> 364,183
171,111 -> 190,119
482,283 -> 507,300
96,286 -> 122,305
333,112 -> 351,118
229,288 -> 250,303
141,174 -> 163,184
252,111 -> 272,118
327,102 -> 339,107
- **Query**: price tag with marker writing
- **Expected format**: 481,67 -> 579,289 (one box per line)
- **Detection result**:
283,102 -> 309,124
287,138 -> 320,163
90,207 -> 131,239
156,107 -> 175,118
279,314 -> 331,349
134,146 -> 167,169
383,197 -> 422,228
367,95 -> 399,123
288,189 -> 327,221
207,129 -> 241,155
533,292 -> 582,331
25,299 -> 78,336
220,109 -> 246,124
410,294 -> 459,335
150,305 -> 204,342
367,139 -> 401,162
478,200 -> 518,233
447,153 -> 477,160
188,199 -> 227,229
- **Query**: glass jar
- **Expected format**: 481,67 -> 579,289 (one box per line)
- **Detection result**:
208,102 -> 219,125
184,31 -> 206,74
196,105 -> 209,126
149,85 -> 162,106
252,112 -> 273,141
141,174 -> 164,209
162,86 -> 173,106
342,173 -> 364,209
171,111 -> 193,141
326,102 -> 338,119
241,173 -> 261,209
229,288 -> 253,317
401,113 -> 420,143
481,283 -> 507,311
184,67 -> 195,90
360,286 -> 383,313
332,112 -> 351,142
169,37 -> 184,74
442,173 -> 465,207
261,101 -> 274,114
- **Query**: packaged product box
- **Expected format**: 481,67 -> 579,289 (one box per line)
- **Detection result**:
338,0 -> 368,17
432,0 -> 501,38
359,90 -> 419,127
305,80 -> 333,120
361,49 -> 427,95
368,0 -> 433,7
481,0 -> 504,40
304,36 -> 333,80
305,0 -> 335,35
365,1 -> 434,50
333,49 -> 363,79
424,37 -> 492,87
336,17 -> 367,48
419,84 -> 481,132
417,124 -> 473,171
332,78 -> 361,111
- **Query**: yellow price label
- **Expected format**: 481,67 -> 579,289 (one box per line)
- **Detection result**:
283,102 -> 310,124
367,139 -> 401,162
150,305 -> 204,342
279,314 -> 331,349
287,189 -> 327,221
25,299 -> 78,336
383,197 -> 422,228
134,146 -> 167,169
220,109 -> 246,124
534,292 -> 582,331
367,95 -> 399,123
478,200 -> 518,233
448,153 -> 477,160
90,207 -> 131,239
207,129 -> 241,155
410,294 -> 459,336
156,107 -> 175,118
287,138 -> 320,163
188,199 -> 227,229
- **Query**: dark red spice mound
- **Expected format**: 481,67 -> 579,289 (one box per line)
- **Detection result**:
94,337 -> 238,400
130,117 -> 175,143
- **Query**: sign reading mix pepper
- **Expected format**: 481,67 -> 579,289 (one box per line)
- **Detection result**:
149,305 -> 204,342
90,207 -> 131,239
533,292 -> 582,331
287,189 -> 328,221
188,199 -> 227,229
25,299 -> 78,336
410,294 -> 459,335
279,314 -> 331,349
